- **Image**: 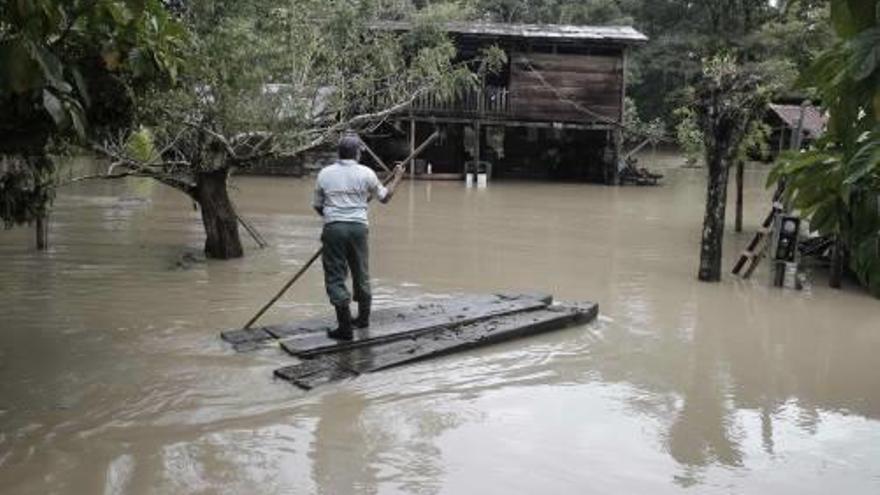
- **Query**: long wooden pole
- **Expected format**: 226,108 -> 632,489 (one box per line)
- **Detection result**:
242,130 -> 440,329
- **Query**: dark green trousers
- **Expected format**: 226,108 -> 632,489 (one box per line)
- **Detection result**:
321,221 -> 371,306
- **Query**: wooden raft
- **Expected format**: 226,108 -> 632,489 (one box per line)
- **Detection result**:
221,292 -> 598,390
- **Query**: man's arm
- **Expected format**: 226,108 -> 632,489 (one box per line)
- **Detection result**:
312,180 -> 325,217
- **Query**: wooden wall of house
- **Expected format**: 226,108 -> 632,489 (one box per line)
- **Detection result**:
508,52 -> 623,123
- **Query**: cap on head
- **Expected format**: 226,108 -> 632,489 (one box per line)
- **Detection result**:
338,133 -> 362,160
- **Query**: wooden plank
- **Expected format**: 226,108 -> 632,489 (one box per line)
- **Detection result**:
279,293 -> 553,358
221,293 -> 545,348
512,71 -> 621,88
274,302 -> 598,390
511,53 -> 620,73
509,90 -> 623,108
274,356 -> 357,390
346,303 -> 599,372
510,84 -> 622,99
220,327 -> 274,350
511,103 -> 621,122
405,115 -> 616,131
512,95 -> 622,109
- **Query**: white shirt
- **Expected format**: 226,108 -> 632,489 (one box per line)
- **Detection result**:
312,159 -> 387,225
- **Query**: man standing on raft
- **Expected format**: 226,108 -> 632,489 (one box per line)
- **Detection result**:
313,134 -> 405,340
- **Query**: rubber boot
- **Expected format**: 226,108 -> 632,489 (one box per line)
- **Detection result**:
327,304 -> 353,341
353,297 -> 371,329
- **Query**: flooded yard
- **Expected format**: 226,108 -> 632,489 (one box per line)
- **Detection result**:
1,155 -> 879,494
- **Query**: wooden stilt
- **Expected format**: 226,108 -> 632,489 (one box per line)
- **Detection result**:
735,160 -> 744,233
409,119 -> 416,178
474,121 -> 481,168
35,214 -> 48,251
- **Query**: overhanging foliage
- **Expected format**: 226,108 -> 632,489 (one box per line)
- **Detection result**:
769,0 -> 880,296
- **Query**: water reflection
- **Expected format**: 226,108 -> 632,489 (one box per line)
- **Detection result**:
310,391 -> 380,495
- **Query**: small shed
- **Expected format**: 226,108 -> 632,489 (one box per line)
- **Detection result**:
766,103 -> 827,156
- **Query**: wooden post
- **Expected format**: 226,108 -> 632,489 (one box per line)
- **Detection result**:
611,130 -> 622,185
604,130 -> 612,184
790,101 -> 808,151
478,72 -> 486,117
777,127 -> 785,155
409,119 -> 416,178
620,48 -> 627,124
735,160 -> 744,232
35,214 -> 48,251
474,121 -> 481,172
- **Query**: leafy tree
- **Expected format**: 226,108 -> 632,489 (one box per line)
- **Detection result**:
769,0 -> 880,295
674,106 -> 703,167
627,0 -> 831,124
89,0 -> 499,259
694,56 -> 771,282
0,0 -> 186,247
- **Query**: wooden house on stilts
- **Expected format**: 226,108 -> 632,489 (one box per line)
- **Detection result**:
368,21 -> 648,184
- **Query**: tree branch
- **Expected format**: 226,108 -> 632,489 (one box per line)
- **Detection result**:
281,87 -> 431,157
89,141 -> 198,193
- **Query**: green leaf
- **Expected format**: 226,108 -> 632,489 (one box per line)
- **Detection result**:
844,129 -> 880,184
104,0 -> 134,25
125,127 -> 159,163
65,96 -> 87,139
69,105 -> 87,139
832,0 -> 874,38
30,42 -> 64,88
70,67 -> 90,108
850,234 -> 880,297
42,88 -> 69,128
848,27 -> 880,81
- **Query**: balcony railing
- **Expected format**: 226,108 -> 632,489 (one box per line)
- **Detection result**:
410,86 -> 510,116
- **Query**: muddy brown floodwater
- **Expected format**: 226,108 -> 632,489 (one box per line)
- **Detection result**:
1,153 -> 879,494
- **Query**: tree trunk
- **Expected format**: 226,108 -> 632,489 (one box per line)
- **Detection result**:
693,61 -> 766,282
734,160 -> 744,232
194,168 -> 243,259
698,152 -> 731,282
35,213 -> 48,250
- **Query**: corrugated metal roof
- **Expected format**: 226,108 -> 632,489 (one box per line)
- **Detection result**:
371,20 -> 648,44
768,104 -> 827,139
